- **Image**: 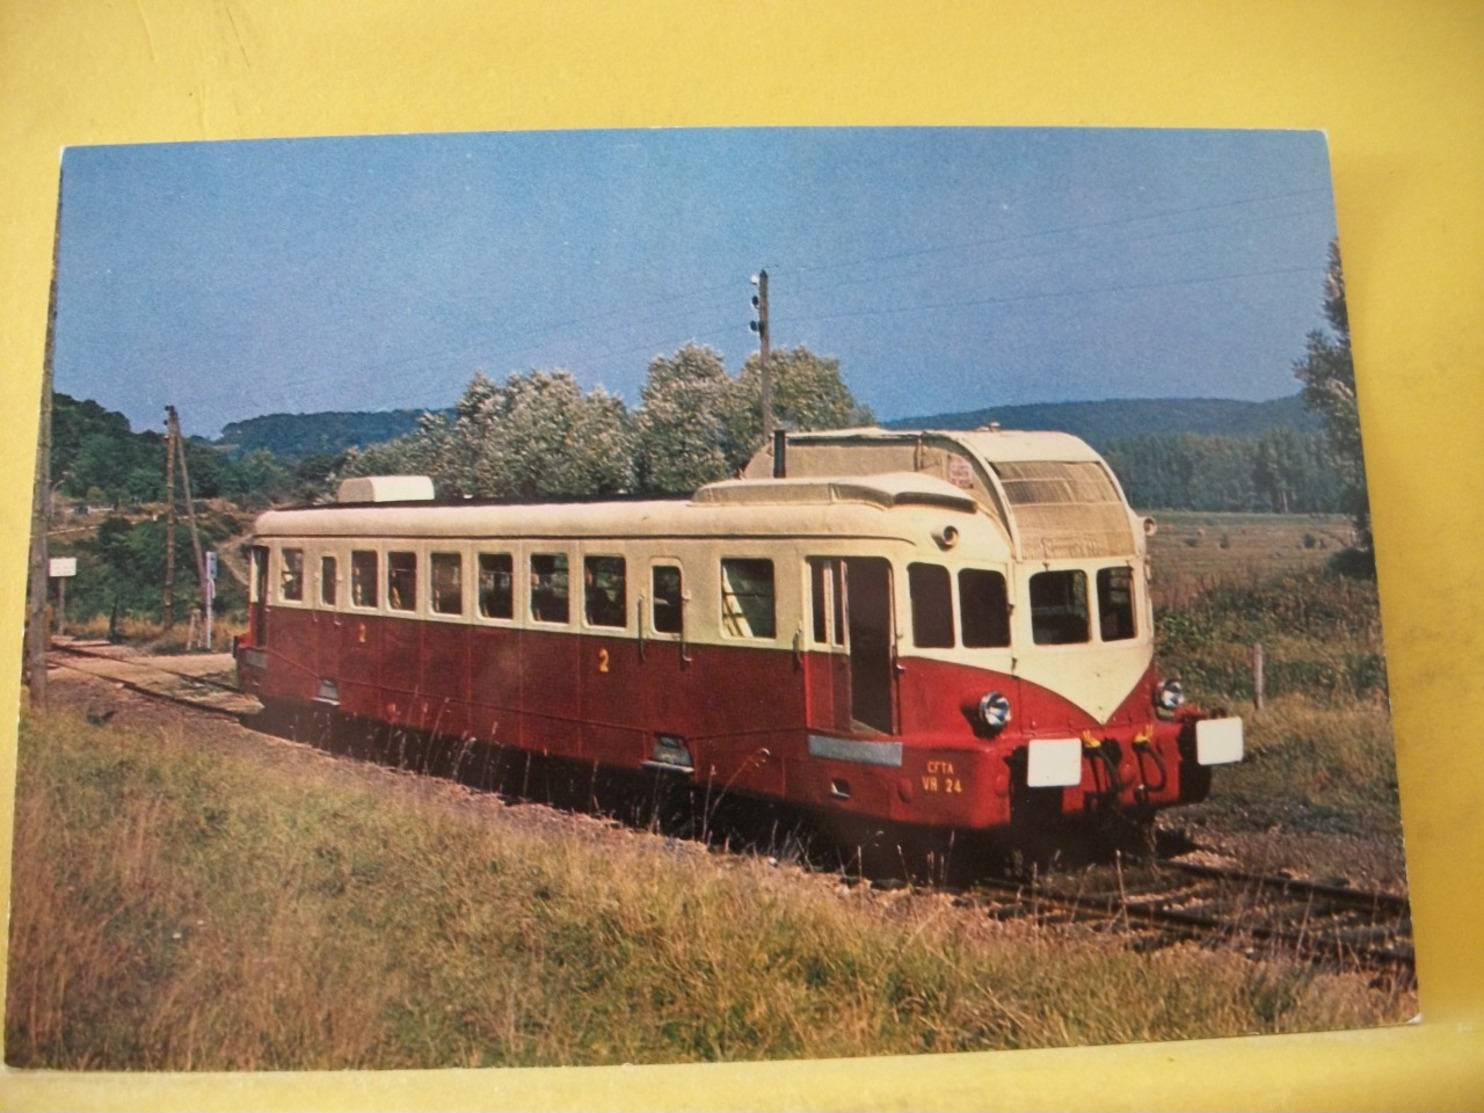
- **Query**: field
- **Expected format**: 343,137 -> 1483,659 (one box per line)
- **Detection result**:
4,511 -> 1413,1069
1144,514 -> 1401,870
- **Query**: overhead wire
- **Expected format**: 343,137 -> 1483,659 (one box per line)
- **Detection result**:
113,184 -> 1339,430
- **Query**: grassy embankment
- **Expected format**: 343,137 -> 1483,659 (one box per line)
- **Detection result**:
6,702 -> 1412,1071
1148,512 -> 1399,839
7,511 -> 1408,1069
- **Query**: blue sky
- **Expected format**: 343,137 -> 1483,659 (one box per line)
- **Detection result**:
53,128 -> 1339,438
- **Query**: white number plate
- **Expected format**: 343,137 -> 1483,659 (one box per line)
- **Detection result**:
1027,738 -> 1084,787
1196,717 -> 1244,765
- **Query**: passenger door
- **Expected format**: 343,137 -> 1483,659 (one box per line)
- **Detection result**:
844,557 -> 896,735
806,556 -> 897,736
805,558 -> 850,733
248,545 -> 269,646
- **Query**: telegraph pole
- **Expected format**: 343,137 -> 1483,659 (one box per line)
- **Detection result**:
25,180 -> 63,709
163,408 -> 177,627
749,269 -> 773,440
166,406 -> 209,645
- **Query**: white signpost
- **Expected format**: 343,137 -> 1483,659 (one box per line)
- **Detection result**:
204,551 -> 217,650
49,556 -> 77,635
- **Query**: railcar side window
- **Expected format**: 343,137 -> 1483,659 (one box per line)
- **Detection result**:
583,556 -> 626,628
651,565 -> 683,635
320,555 -> 337,606
1030,569 -> 1089,645
720,558 -> 776,639
1096,566 -> 1136,641
387,552 -> 417,612
431,552 -> 463,616
478,553 -> 514,619
530,553 -> 570,624
960,569 -> 1011,648
908,563 -> 955,648
351,550 -> 379,608
280,548 -> 304,602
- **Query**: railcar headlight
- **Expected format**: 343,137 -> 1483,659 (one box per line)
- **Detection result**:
1155,678 -> 1185,712
976,691 -> 1012,735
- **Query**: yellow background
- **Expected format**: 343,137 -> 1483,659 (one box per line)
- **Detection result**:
1,2 -> 1480,1108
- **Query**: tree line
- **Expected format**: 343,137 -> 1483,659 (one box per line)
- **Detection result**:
1103,427 -> 1345,513
340,344 -> 872,499
52,320 -> 1364,524
52,393 -> 333,510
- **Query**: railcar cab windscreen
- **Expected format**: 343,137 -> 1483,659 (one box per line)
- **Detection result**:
235,432 -> 1243,850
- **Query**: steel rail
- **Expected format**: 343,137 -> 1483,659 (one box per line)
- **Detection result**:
46,644 -> 255,720
967,860 -> 1414,978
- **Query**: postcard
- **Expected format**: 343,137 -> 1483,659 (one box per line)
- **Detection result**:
9,127 -> 1413,1072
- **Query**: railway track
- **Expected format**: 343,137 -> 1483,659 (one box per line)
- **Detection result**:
965,855 -> 1414,981
48,639 -> 1414,980
46,639 -> 260,719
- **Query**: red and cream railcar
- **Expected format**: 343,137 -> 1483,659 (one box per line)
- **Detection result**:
234,427 -> 1242,845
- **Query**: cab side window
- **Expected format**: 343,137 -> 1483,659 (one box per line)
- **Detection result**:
1097,566 -> 1136,641
960,569 -> 1010,648
908,563 -> 954,648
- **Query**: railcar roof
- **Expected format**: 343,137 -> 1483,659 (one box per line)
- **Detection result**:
693,472 -> 977,512
252,474 -> 994,546
779,426 -> 1106,464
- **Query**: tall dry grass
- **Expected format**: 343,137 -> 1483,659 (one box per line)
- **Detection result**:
1140,512 -> 1403,847
7,708 -> 1414,1070
61,613 -> 245,655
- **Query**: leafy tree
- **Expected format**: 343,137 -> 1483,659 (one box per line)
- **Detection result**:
291,453 -> 340,503
343,370 -> 636,499
55,511 -> 246,625
51,393 -> 132,484
1294,241 -> 1369,550
218,449 -> 296,509
632,343 -> 875,492
733,345 -> 874,451
633,344 -> 749,493
342,345 -> 872,501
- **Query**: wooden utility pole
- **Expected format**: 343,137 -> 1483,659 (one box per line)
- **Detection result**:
1253,642 -> 1266,713
166,406 -> 210,643
25,179 -> 63,709
750,269 -> 773,440
25,357 -> 54,709
163,407 -> 177,627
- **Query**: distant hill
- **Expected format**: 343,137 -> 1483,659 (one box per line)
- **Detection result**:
211,393 -> 1319,462
883,394 -> 1319,450
215,409 -> 443,459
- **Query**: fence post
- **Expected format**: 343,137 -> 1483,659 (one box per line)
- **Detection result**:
1253,642 -> 1265,712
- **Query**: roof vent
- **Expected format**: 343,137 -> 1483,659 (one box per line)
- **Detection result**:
336,475 -> 436,503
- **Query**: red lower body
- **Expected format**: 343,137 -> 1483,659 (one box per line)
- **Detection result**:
236,606 -> 1207,839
